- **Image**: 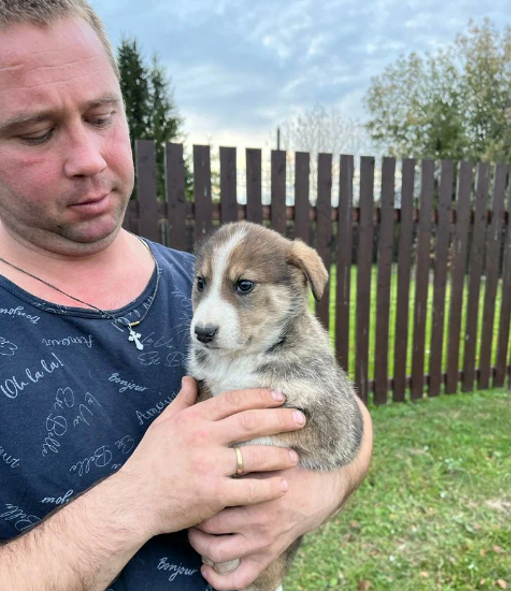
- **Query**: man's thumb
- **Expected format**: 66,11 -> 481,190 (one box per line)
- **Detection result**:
154,376 -> 197,424
173,376 -> 198,409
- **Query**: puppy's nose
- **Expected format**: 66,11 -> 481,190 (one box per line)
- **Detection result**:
194,324 -> 219,344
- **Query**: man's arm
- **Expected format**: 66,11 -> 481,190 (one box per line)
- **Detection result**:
190,396 -> 373,591
0,379 -> 304,591
0,470 -> 150,591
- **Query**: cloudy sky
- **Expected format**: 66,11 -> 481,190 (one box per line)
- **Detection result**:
95,0 -> 508,151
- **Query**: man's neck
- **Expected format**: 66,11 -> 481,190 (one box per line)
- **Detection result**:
0,225 -> 155,310
0,219 -> 122,262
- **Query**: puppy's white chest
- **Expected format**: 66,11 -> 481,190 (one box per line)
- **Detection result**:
202,355 -> 264,397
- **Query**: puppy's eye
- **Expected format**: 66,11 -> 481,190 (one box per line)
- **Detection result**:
236,279 -> 255,294
196,276 -> 206,291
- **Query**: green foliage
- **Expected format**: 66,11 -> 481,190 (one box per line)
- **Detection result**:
117,36 -> 152,152
148,54 -> 184,199
364,19 -> 511,162
117,37 -> 191,199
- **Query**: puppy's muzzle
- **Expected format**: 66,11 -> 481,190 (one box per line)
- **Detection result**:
194,323 -> 219,344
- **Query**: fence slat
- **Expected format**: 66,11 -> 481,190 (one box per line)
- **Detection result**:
271,150 -> 287,235
393,159 -> 415,402
495,172 -> 511,387
246,149 -> 262,224
135,139 -> 160,243
446,161 -> 473,394
129,142 -> 511,402
165,142 -> 187,251
356,156 -> 375,404
294,152 -> 310,242
315,153 -> 333,330
220,147 -> 238,224
429,161 -> 455,397
462,162 -> 490,391
122,200 -> 139,234
374,157 -> 396,405
193,145 -> 213,243
478,163 -> 507,389
335,155 -> 354,372
411,160 -> 435,400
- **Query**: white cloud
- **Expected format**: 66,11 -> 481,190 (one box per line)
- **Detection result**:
306,34 -> 330,58
98,0 -> 511,149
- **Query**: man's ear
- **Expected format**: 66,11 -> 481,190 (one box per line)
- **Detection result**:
288,239 -> 329,302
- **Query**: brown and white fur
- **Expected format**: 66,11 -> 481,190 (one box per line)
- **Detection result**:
188,221 -> 363,591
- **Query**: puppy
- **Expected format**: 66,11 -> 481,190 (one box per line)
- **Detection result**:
188,221 -> 363,591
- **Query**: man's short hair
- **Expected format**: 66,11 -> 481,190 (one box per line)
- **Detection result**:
0,0 -> 119,79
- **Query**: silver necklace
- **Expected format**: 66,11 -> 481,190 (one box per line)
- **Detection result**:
0,239 -> 160,351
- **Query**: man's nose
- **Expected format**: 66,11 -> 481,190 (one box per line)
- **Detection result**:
63,126 -> 107,178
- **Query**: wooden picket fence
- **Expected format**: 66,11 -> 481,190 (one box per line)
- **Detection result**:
123,140 -> 511,405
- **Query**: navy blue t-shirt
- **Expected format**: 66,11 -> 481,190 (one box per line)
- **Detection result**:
0,240 -> 214,590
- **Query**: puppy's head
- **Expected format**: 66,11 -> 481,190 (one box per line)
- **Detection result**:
190,222 -> 328,354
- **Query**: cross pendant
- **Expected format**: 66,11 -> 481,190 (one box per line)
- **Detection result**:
128,327 -> 144,351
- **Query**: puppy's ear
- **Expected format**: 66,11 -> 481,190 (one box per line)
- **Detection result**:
288,240 -> 329,302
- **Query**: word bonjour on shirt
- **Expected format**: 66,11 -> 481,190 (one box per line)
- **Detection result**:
157,557 -> 198,583
108,372 -> 148,394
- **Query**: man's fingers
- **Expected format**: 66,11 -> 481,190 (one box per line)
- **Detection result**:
224,445 -> 299,476
152,376 -> 197,426
192,507 -> 244,535
225,475 -> 288,507
188,529 -> 247,565
220,408 -> 306,445
196,388 -> 286,421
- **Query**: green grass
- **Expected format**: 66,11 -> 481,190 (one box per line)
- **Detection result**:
315,265 -> 507,389
285,389 -> 511,591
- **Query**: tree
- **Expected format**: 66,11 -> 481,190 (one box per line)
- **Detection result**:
364,19 -> 511,163
277,104 -> 372,204
117,36 -> 151,153
279,103 -> 367,158
117,37 -> 189,199
148,54 -> 184,200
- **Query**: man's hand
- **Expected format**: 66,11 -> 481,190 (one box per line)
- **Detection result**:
121,377 -> 305,537
189,397 -> 373,591
0,378 -> 305,591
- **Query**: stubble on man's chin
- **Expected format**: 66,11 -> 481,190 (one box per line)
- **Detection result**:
51,219 -> 127,257
48,189 -> 132,255
2,214 -> 126,258
0,185 -> 132,257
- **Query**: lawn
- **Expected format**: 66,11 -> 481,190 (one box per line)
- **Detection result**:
285,388 -> 511,591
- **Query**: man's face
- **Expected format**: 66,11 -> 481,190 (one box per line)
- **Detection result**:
0,17 -> 134,255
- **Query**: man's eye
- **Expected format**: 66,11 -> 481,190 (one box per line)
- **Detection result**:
21,129 -> 54,145
90,113 -> 114,127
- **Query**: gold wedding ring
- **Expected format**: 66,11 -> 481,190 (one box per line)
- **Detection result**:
233,445 -> 244,476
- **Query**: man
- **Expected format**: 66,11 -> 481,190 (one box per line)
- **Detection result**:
0,1 -> 373,590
